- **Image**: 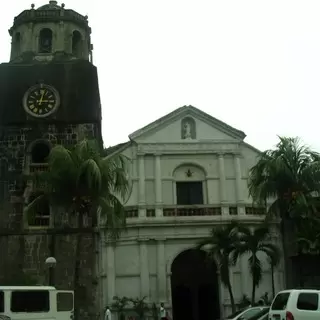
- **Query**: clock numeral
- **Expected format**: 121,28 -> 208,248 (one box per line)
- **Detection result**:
48,104 -> 53,109
34,108 -> 38,113
49,100 -> 55,103
29,104 -> 35,110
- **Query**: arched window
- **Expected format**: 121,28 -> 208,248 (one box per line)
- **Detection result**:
72,31 -> 82,58
39,28 -> 53,53
31,142 -> 51,163
14,32 -> 21,56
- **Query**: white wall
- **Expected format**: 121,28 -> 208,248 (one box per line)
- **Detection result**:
99,111 -> 284,318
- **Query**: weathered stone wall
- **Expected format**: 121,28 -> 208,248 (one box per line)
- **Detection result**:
0,122 -> 101,320
0,231 -> 98,319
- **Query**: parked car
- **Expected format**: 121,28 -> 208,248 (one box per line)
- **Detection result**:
246,307 -> 269,320
225,306 -> 269,320
269,289 -> 320,320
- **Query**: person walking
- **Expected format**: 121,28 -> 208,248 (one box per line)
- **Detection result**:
105,306 -> 112,320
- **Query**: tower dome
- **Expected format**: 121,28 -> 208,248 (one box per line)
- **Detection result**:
37,0 -> 62,10
8,1 -> 93,63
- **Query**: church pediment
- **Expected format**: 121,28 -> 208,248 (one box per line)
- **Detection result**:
129,105 -> 246,143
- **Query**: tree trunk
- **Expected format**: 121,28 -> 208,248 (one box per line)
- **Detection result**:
251,256 -> 256,305
74,213 -> 83,320
226,279 -> 236,313
251,276 -> 256,306
271,264 -> 275,298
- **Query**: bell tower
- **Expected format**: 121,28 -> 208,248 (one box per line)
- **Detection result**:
0,1 -> 101,228
9,0 -> 93,63
0,2 -> 102,315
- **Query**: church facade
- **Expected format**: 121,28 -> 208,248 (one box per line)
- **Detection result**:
100,106 -> 285,319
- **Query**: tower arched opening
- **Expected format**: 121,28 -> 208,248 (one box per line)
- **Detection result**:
39,28 -> 53,53
31,142 -> 51,164
72,31 -> 82,58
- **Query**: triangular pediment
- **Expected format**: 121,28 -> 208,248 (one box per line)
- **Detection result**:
129,105 -> 246,143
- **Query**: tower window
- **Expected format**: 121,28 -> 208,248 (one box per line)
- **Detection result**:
31,143 -> 50,163
27,193 -> 50,227
39,28 -> 53,53
72,31 -> 82,58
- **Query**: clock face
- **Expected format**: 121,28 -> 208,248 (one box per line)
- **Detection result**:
23,84 -> 60,118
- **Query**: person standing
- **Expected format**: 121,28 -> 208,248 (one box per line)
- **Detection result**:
105,306 -> 112,320
160,302 -> 167,320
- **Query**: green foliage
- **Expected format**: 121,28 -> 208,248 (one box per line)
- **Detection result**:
129,296 -> 149,320
248,136 -> 320,220
111,296 -> 130,320
232,223 -> 280,305
111,296 -> 150,320
296,216 -> 320,254
198,221 -> 280,308
197,220 -> 240,313
24,139 -> 129,238
151,303 -> 159,320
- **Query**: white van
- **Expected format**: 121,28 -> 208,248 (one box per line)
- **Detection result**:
0,286 -> 74,320
269,289 -> 320,320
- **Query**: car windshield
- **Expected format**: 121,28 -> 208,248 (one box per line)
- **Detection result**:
227,308 -> 247,319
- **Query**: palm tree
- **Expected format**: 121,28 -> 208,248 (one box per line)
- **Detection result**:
198,221 -> 239,313
24,139 -> 129,319
232,224 -> 280,305
248,136 -> 320,286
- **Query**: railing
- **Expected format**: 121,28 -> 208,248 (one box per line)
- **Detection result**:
29,163 -> 49,173
29,214 -> 50,227
245,207 -> 266,215
12,9 -> 89,31
124,205 -> 267,218
163,206 -> 222,217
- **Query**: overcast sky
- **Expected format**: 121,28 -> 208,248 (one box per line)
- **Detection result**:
1,1 -> 320,151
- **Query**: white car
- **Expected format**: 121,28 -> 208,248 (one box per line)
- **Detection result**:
226,306 -> 269,320
269,289 -> 320,320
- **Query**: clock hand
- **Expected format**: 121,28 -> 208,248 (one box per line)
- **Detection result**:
39,90 -> 46,105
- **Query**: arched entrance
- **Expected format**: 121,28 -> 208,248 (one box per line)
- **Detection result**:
171,249 -> 220,320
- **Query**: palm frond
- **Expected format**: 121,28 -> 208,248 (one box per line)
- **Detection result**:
99,194 -> 127,240
24,193 -> 47,223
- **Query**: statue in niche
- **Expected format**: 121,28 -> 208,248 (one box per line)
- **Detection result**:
181,117 -> 196,140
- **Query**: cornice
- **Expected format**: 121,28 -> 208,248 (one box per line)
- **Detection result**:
136,142 -> 241,155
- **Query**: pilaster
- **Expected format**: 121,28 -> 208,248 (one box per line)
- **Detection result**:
154,154 -> 163,217
106,244 -> 115,304
156,238 -> 167,302
234,154 -> 244,203
139,239 -> 150,299
218,153 -> 227,203
138,154 -> 146,217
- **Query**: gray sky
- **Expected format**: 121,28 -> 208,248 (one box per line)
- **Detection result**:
2,1 -> 320,151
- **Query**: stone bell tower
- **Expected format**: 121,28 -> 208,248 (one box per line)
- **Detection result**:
9,0 -> 93,63
0,2 -> 101,317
